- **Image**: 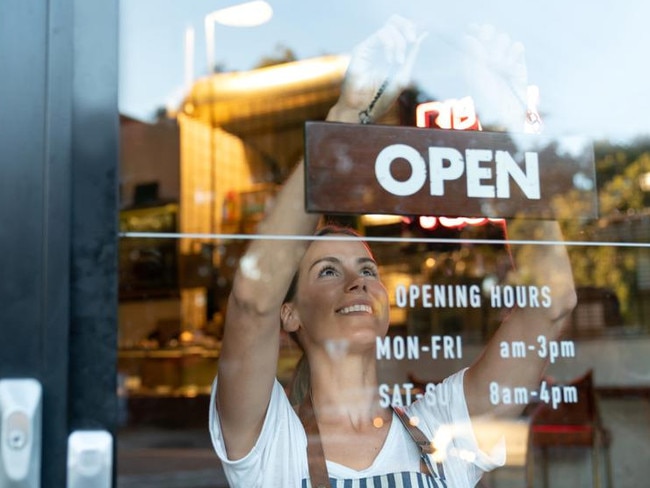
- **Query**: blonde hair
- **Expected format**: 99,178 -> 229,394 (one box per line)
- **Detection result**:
288,354 -> 311,405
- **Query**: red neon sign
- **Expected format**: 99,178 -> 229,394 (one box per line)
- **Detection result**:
416,96 -> 482,131
407,216 -> 504,231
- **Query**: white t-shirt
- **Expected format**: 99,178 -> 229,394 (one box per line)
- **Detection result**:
209,368 -> 504,488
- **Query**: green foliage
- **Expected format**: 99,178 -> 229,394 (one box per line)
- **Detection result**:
254,44 -> 297,69
557,141 -> 650,321
599,153 -> 650,215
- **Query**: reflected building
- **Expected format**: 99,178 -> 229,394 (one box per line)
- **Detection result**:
117,56 -> 353,407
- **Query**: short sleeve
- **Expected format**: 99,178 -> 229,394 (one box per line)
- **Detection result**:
407,368 -> 506,487
208,376 -> 309,487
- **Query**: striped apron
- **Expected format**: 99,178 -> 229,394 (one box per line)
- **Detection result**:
302,470 -> 447,488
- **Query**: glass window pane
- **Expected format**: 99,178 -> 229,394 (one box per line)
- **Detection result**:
118,2 -> 650,486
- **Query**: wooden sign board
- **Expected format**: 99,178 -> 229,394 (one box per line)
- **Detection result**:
304,122 -> 597,219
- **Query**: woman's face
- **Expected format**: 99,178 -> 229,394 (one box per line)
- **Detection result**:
286,237 -> 390,353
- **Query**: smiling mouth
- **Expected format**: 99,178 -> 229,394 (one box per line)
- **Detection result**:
337,304 -> 373,315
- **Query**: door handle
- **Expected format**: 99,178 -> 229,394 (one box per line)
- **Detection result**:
0,378 -> 42,487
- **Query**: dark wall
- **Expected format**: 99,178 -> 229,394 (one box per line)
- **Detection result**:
0,0 -> 118,485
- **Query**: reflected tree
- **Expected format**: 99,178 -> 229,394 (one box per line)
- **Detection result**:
555,139 -> 650,325
254,43 -> 297,69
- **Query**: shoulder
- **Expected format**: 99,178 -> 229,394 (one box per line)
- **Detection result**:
209,377 -> 311,486
210,377 -> 306,460
405,369 -> 470,439
406,369 -> 505,482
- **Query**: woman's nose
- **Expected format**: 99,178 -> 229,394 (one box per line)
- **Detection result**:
346,275 -> 367,292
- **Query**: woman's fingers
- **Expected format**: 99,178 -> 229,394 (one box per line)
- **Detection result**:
343,15 -> 426,121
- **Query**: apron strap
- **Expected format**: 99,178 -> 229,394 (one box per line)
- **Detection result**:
391,405 -> 446,481
298,393 -> 332,488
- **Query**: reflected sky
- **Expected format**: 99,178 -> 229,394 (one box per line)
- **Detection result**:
119,0 -> 650,141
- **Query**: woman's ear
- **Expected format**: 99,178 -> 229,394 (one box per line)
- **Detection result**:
281,302 -> 300,332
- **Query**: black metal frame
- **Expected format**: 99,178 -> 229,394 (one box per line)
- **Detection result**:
0,0 -> 118,485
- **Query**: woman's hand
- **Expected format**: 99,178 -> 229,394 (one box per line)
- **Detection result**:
462,24 -> 529,132
328,15 -> 427,124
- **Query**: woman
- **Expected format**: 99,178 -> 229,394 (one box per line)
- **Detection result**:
210,16 -> 576,488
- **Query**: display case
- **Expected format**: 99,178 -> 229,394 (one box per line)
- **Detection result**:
119,204 -> 179,300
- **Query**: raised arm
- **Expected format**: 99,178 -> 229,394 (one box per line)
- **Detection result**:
458,22 -> 578,418
464,219 -> 577,417
216,16 -> 425,459
215,160 -> 318,460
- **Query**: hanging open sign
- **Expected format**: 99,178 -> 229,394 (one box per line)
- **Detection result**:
304,122 -> 597,219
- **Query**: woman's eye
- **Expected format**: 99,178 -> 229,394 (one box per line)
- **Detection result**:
361,267 -> 378,277
318,266 -> 337,277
